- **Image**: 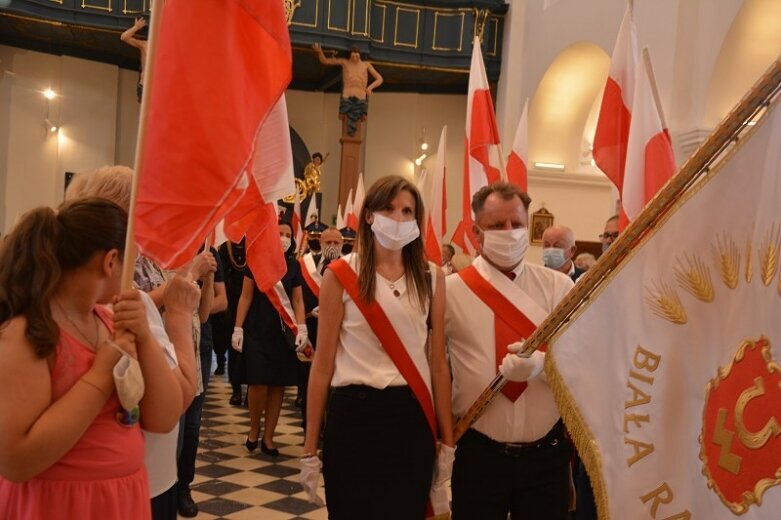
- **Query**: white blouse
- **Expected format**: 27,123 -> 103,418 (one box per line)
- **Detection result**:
330,253 -> 436,389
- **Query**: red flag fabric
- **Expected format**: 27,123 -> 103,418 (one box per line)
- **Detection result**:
425,127 -> 448,265
506,99 -> 529,191
450,220 -> 470,255
133,0 -> 292,285
621,50 -> 675,226
593,4 -> 637,193
462,36 -> 502,253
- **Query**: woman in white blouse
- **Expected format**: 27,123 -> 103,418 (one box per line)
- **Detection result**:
300,175 -> 454,519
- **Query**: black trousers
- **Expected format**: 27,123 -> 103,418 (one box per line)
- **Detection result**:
452,422 -> 572,520
323,385 -> 435,520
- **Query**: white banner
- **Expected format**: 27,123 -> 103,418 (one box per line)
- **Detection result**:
548,98 -> 781,519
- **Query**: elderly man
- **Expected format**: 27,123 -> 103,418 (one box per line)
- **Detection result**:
542,225 -> 585,282
446,182 -> 574,519
442,243 -> 456,274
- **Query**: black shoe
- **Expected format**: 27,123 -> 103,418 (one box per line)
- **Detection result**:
261,440 -> 280,457
214,365 -> 225,376
229,393 -> 242,406
177,489 -> 198,518
245,437 -> 259,452
294,396 -> 303,408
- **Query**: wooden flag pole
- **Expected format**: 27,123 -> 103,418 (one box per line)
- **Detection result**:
496,142 -> 509,182
120,0 -> 165,291
453,56 -> 781,442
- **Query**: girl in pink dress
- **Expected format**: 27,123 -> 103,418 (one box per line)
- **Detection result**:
0,198 -> 181,519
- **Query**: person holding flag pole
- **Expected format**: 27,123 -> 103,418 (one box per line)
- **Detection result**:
450,56 -> 781,520
300,175 -> 454,518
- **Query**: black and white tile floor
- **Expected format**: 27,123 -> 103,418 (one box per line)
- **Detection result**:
186,376 -> 327,519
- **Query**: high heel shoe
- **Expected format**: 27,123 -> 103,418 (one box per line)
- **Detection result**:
260,440 -> 279,457
245,437 -> 258,453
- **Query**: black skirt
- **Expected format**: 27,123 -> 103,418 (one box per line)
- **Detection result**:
322,385 -> 436,520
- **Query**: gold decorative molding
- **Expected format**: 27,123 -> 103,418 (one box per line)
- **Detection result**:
486,16 -> 500,56
48,0 -> 64,5
674,253 -> 715,303
370,3 -> 387,43
284,0 -> 302,26
327,0 -> 350,32
351,0 -> 370,36
715,233 -> 740,289
122,0 -> 148,15
432,11 -> 465,52
393,6 -> 419,49
645,281 -> 688,325
746,232 -> 754,283
291,0 -> 319,28
473,8 -> 490,43
81,0 -> 112,12
759,224 -> 780,286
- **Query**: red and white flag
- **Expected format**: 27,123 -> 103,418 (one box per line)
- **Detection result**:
344,188 -> 357,230
506,99 -> 529,191
291,189 -> 303,253
133,0 -> 292,290
425,126 -> 448,265
622,49 -> 675,225
548,90 -> 781,520
462,36 -> 503,254
593,3 -> 638,196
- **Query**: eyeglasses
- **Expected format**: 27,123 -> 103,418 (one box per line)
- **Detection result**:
599,232 -> 619,241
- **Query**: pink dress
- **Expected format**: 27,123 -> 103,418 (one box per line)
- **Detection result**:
0,306 -> 150,520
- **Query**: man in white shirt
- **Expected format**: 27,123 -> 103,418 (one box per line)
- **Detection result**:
446,182 -> 574,519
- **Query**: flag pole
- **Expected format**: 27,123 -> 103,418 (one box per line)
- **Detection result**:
641,47 -> 668,129
121,0 -> 165,290
453,56 -> 781,441
496,142 -> 509,182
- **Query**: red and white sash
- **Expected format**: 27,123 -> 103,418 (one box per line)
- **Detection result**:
458,261 -> 547,401
263,282 -> 298,334
298,253 -> 321,299
329,258 -> 437,439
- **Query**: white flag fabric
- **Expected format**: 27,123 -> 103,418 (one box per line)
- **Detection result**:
304,195 -> 319,228
548,100 -> 781,519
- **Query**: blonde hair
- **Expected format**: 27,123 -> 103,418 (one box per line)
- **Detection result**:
65,165 -> 133,211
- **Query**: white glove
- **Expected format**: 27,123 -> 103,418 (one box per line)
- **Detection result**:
432,443 -> 455,486
499,342 -> 544,382
295,323 -> 309,352
299,456 -> 325,506
310,306 -> 319,319
231,327 -> 244,352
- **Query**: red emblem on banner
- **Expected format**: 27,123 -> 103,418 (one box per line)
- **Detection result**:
700,337 -> 781,514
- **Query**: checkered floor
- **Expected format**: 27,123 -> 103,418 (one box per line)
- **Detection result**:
187,375 -> 326,519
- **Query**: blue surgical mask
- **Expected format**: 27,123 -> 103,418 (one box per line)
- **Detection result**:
542,247 -> 567,269
602,242 -> 610,253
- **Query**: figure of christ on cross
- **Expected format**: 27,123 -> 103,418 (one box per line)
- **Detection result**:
313,43 -> 384,136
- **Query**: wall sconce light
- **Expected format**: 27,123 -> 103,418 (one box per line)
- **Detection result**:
414,153 -> 427,166
534,162 -> 565,171
43,88 -> 57,100
44,118 -> 59,133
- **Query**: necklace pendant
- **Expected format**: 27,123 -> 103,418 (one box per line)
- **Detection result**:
393,289 -> 401,297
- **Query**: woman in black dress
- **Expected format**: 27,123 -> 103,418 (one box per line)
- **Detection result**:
233,222 -> 306,455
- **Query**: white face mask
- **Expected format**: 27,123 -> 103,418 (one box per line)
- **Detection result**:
371,213 -> 420,251
480,227 -> 529,269
280,236 -> 292,252
543,247 -> 568,269
113,353 -> 145,413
